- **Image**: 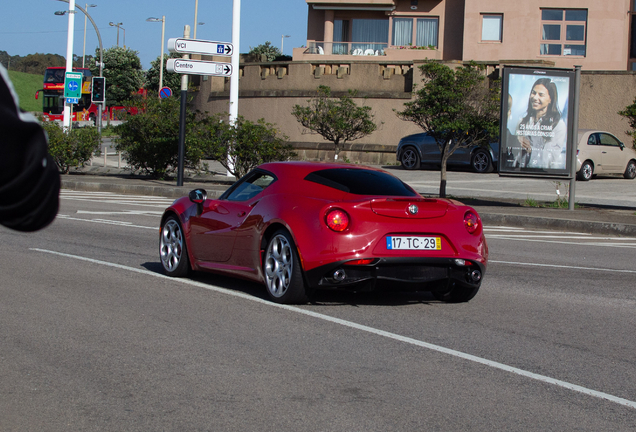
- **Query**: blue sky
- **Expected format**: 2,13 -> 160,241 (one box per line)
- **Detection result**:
0,0 -> 308,69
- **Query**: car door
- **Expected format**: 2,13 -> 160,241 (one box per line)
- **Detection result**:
189,171 -> 276,263
597,132 -> 625,173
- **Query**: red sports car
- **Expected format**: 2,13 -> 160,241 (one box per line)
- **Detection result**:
159,161 -> 488,304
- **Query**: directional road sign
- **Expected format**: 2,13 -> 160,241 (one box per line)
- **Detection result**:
64,72 -> 83,99
167,38 -> 233,56
66,97 -> 79,104
167,59 -> 233,77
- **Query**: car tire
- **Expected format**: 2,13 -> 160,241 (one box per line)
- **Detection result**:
400,147 -> 420,170
264,229 -> 309,304
577,161 -> 593,181
159,216 -> 190,277
432,282 -> 480,303
471,150 -> 493,173
624,160 -> 636,179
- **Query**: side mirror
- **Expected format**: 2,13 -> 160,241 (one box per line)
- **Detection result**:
620,142 -> 625,150
189,189 -> 207,216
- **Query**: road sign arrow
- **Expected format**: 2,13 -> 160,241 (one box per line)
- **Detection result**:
224,45 -> 232,55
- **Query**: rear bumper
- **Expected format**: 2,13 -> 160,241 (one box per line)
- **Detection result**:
304,257 -> 485,292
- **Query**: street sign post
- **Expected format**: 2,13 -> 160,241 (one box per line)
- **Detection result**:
167,38 -> 233,56
167,58 -> 232,76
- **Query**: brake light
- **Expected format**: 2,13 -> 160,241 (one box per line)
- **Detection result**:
325,209 -> 350,232
464,211 -> 480,234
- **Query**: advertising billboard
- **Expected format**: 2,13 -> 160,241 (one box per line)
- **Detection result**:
499,67 -> 576,177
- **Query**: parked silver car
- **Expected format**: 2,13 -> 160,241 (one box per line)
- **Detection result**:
576,130 -> 636,181
397,132 -> 499,173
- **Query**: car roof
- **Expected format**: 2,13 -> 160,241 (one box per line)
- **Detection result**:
259,161 -> 389,179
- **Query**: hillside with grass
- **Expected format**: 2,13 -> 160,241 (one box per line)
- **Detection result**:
7,70 -> 44,113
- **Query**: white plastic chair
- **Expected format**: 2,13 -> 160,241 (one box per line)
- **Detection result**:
364,49 -> 374,56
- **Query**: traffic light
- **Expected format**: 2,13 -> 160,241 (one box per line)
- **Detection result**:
91,77 -> 105,103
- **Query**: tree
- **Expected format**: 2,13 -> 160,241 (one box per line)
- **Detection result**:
396,61 -> 500,197
89,46 -> 144,106
618,100 -> 636,150
248,41 -> 282,62
145,52 -> 182,95
292,85 -> 378,160
200,114 -> 296,178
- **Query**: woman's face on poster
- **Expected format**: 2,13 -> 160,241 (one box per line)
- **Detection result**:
530,84 -> 551,113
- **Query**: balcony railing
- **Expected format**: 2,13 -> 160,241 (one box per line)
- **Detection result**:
305,41 -> 388,56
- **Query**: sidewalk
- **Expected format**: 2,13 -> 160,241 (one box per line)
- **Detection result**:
60,155 -> 636,237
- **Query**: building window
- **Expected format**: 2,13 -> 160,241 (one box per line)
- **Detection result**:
481,14 -> 502,42
540,9 -> 587,56
391,17 -> 438,48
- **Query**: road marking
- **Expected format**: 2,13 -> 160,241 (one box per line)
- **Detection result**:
490,260 -> 636,274
56,214 -> 156,230
76,210 -> 164,216
29,247 -> 636,411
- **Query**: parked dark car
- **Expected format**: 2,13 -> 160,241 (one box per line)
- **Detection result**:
397,132 -> 499,173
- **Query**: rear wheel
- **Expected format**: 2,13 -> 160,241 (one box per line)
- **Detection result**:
160,216 -> 190,277
264,229 -> 309,304
624,160 -> 636,179
577,161 -> 593,181
471,150 -> 493,173
432,283 -> 480,303
400,147 -> 420,170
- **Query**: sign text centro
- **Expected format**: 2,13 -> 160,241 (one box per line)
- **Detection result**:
166,59 -> 233,77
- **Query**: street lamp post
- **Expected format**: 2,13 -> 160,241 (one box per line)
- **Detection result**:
56,0 -> 104,131
281,34 -> 290,53
146,16 -> 166,98
82,3 -> 97,67
109,22 -> 123,47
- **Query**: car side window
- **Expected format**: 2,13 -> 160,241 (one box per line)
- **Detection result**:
225,172 -> 276,202
598,133 -> 621,148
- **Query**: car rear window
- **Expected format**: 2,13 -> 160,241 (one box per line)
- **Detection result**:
304,168 -> 417,196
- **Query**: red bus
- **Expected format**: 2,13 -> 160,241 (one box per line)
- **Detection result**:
36,66 -> 99,124
35,67 -> 146,125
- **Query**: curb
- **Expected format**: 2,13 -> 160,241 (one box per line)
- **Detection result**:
480,213 -> 636,237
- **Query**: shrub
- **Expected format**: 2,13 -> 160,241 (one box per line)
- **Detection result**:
114,97 -> 207,179
199,114 -> 296,178
41,121 -> 100,173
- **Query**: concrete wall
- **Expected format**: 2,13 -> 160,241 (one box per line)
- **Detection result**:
190,60 -> 636,163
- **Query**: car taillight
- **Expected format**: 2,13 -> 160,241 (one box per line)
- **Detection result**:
325,209 -> 350,232
464,211 -> 480,234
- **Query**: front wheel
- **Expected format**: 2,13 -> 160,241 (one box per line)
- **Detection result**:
471,150 -> 493,173
160,216 -> 190,277
400,147 -> 420,170
577,161 -> 593,181
624,160 -> 636,179
264,230 -> 309,304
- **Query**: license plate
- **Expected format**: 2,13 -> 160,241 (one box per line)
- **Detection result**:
386,236 -> 441,250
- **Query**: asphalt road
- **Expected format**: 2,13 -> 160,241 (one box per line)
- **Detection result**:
1,191 -> 636,431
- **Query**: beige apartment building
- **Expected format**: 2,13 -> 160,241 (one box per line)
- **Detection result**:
296,0 -> 636,71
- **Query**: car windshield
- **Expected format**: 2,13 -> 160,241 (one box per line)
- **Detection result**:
304,168 -> 417,196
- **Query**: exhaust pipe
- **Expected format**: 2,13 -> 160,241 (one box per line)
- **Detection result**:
333,269 -> 346,282
470,270 -> 481,283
